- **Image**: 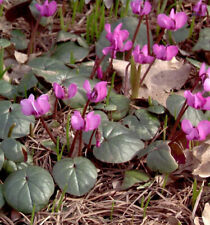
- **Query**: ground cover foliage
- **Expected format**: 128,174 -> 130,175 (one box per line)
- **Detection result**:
0,0 -> 210,224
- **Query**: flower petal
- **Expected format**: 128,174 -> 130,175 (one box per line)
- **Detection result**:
68,83 -> 77,99
84,112 -> 101,131
53,82 -> 65,99
197,120 -> 210,141
71,111 -> 84,130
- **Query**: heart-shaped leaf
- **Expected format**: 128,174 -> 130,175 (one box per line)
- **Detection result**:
0,138 -> 27,163
145,141 -> 178,173
51,41 -> 89,63
166,94 -> 206,126
0,80 -> 16,99
3,166 -> 54,213
0,101 -> 35,139
96,17 -> 153,57
193,28 -> 210,51
28,56 -> 74,84
11,29 -> 29,51
108,93 -> 130,121
147,100 -> 165,115
93,121 -> 144,163
121,170 -> 150,190
53,157 -> 97,196
123,109 -> 160,141
3,154 -> 33,174
172,25 -> 189,43
0,148 -> 4,171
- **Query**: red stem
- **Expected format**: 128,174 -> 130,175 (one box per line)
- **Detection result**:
89,55 -> 105,79
40,117 -> 57,146
145,15 -> 151,55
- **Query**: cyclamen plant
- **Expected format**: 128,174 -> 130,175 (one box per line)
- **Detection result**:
7,0 -> 209,216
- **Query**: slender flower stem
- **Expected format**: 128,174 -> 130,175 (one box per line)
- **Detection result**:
78,130 -> 83,156
126,15 -> 143,60
139,59 -> 155,86
169,76 -> 201,141
69,130 -> 79,157
145,15 -> 151,55
132,15 -> 143,45
87,129 -> 96,151
53,98 -> 58,119
104,51 -> 114,80
27,16 -> 41,56
40,117 -> 57,146
70,99 -> 90,157
90,55 -> 105,79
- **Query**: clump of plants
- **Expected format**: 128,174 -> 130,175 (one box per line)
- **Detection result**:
0,0 -> 209,223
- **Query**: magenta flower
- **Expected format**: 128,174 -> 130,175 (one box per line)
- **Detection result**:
199,63 -> 210,92
184,90 -> 210,110
20,94 -> 50,117
132,44 -> 154,64
35,0 -> 57,17
181,119 -> 210,141
102,23 -> 132,58
0,0 -> 3,4
83,80 -> 107,103
193,0 -> 207,16
53,82 -> 77,99
130,0 -> 151,16
153,44 -> 178,61
157,8 -> 187,31
71,111 -> 101,132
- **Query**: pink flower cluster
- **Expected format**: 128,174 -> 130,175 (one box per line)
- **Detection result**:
193,0 -> 207,17
102,23 -> 132,58
20,80 -> 107,147
35,0 -> 57,17
182,63 -> 210,143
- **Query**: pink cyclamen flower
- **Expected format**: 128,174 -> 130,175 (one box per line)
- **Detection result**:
83,80 -> 107,103
157,8 -> 187,31
102,23 -> 132,58
132,44 -> 154,64
181,119 -> 210,141
0,0 -> 3,4
35,0 -> 57,17
193,0 -> 207,16
184,90 -> 210,110
130,0 -> 151,16
53,82 -> 77,99
199,63 -> 210,92
153,44 -> 178,61
20,94 -> 50,117
71,111 -> 101,132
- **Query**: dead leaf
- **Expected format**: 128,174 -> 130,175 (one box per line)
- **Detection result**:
202,203 -> 210,225
14,51 -> 28,64
112,58 -> 191,106
192,140 -> 210,178
194,217 -> 201,225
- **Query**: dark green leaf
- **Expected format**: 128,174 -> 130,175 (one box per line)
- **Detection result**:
53,157 -> 97,196
93,121 -> 144,163
123,109 -> 160,140
11,30 -> 29,50
0,101 -> 35,139
193,28 -> 210,51
3,166 -> 54,213
0,184 -> 5,209
172,25 -> 189,43
109,92 -> 130,121
0,148 -> 4,171
121,170 -> 150,190
0,138 -> 27,163
146,141 -> 178,173
51,41 -> 89,64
